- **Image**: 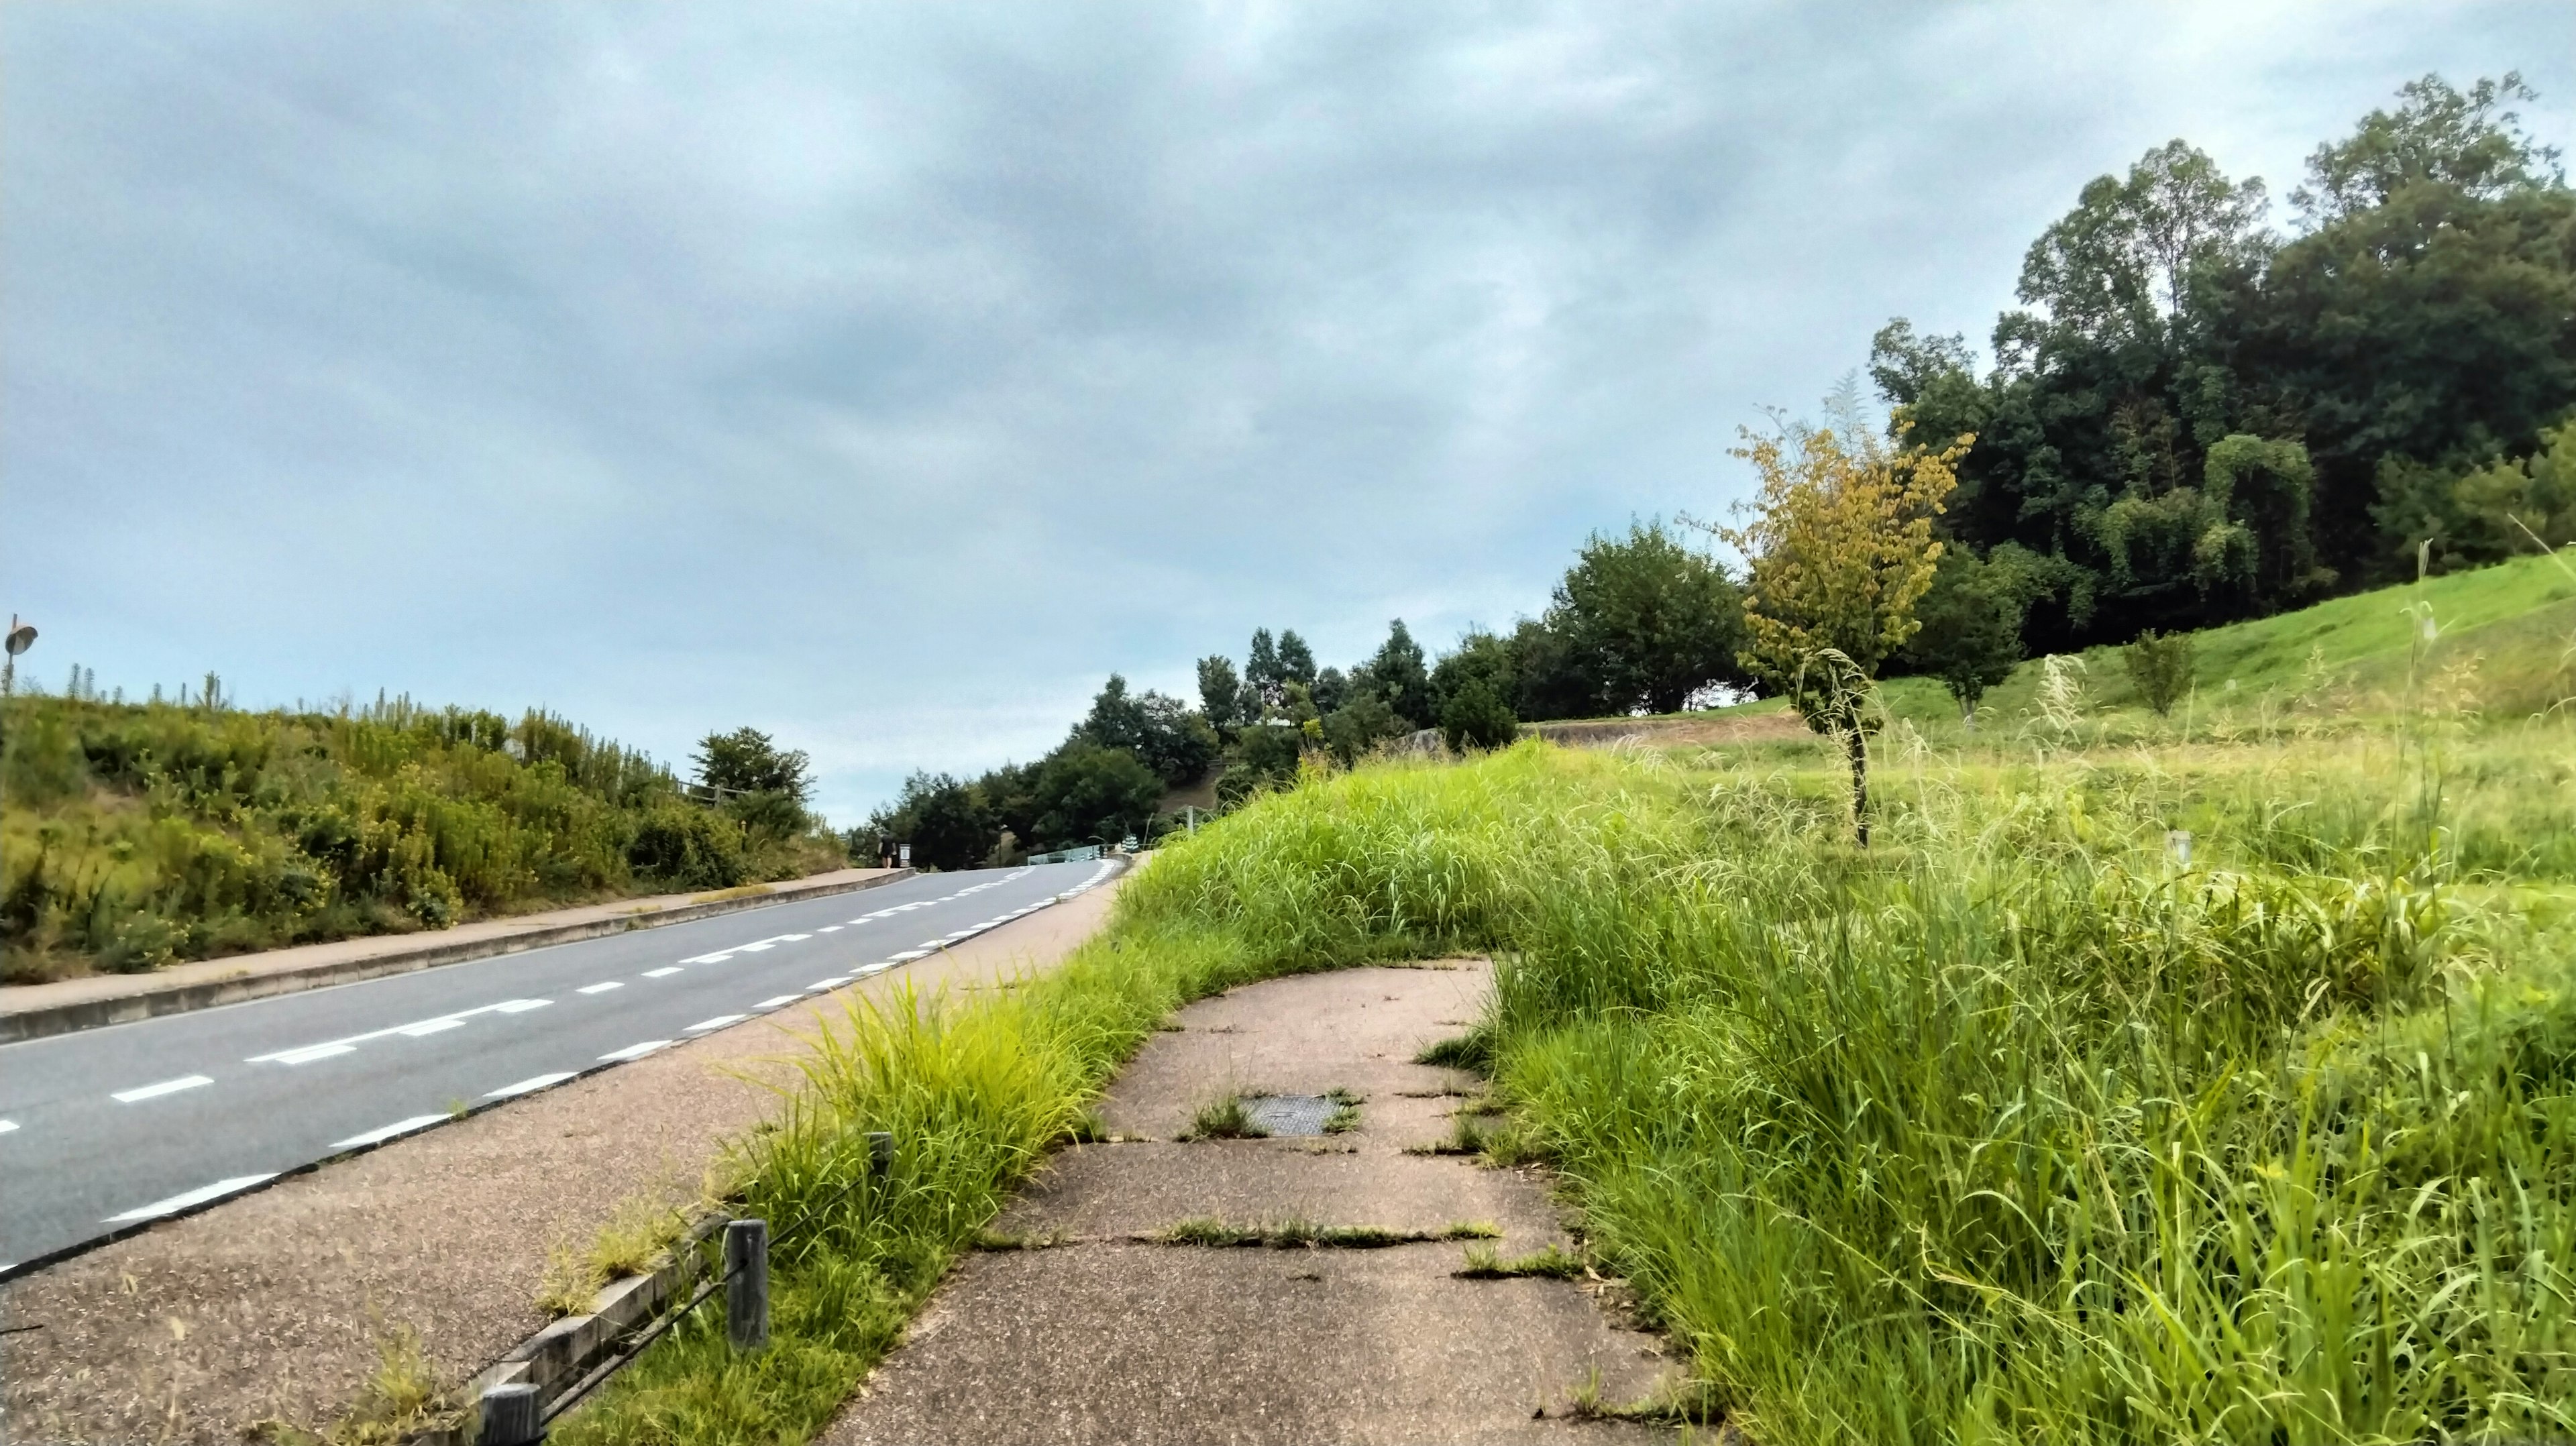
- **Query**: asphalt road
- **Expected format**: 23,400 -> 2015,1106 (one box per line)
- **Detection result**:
0,858 -> 1117,1274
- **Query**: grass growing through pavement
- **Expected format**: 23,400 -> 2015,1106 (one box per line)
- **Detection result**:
1178,1093 -> 1267,1139
1143,1217 -> 1501,1248
1454,1242 -> 1583,1280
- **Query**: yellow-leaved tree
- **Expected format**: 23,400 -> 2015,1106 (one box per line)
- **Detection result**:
1717,416 -> 1970,844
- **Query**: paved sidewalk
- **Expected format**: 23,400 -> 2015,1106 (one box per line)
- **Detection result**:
0,877 -> 1120,1446
0,867 -> 908,1042
822,963 -> 1682,1445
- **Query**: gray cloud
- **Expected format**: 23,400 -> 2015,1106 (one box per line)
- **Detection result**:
7,1 -> 2567,819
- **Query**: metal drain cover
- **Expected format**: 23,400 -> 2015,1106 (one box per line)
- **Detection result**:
1241,1094 -> 1335,1136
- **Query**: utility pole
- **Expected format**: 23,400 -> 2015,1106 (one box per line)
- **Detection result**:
0,612 -> 30,1446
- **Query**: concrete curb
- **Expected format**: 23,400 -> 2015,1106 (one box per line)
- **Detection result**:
0,870 -> 914,1045
409,1210 -> 731,1446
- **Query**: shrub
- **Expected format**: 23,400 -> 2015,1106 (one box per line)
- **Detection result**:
2123,628 -> 2196,714
627,803 -> 748,890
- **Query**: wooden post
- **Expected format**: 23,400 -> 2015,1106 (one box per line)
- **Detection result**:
726,1218 -> 770,1351
476,1382 -> 541,1446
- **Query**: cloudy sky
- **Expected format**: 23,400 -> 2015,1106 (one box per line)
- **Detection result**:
6,2 -> 2567,822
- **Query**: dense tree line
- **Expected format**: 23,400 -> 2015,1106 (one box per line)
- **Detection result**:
1873,74 -> 2575,655
865,520 -> 1757,868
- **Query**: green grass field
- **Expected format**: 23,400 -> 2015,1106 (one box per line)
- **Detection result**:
552,557 -> 2576,1445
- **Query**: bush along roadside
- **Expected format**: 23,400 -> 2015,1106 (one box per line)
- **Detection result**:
555,739 -> 2576,1444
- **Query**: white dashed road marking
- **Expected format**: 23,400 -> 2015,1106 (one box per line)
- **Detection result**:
578,981 -> 623,995
104,1174 -> 275,1223
334,1115 -> 447,1149
599,1040 -> 674,1062
643,967 -> 682,979
113,1075 -> 213,1105
684,1015 -> 745,1034
753,995 -> 801,1010
488,1072 -> 576,1099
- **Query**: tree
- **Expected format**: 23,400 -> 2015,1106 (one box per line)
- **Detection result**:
1320,693 -> 1405,765
692,727 -> 812,801
2293,72 -> 2562,224
1439,678 -> 1518,752
1026,744 -> 1163,848
1505,617 -> 1596,721
1721,421 -> 1969,844
2449,419 -> 2576,557
1073,675 -> 1217,786
1244,629 -> 1283,706
868,771 -> 993,872
1350,620 -> 1433,726
1550,521 -> 1748,715
1430,628 -> 1519,720
1218,724 -> 1303,805
1276,630 -> 1318,689
1197,655 -> 1244,730
1898,551 -> 2025,726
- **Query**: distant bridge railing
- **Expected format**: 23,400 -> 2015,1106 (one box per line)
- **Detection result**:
1024,844 -> 1103,865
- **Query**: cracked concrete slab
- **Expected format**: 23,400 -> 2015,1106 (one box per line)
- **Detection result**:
822,962 -> 1682,1445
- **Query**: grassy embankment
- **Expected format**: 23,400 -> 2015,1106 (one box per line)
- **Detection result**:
0,696 -> 846,983
550,555 -> 2575,1445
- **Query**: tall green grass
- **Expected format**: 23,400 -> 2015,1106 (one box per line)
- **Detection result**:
558,730 -> 2574,1444
0,694 -> 844,981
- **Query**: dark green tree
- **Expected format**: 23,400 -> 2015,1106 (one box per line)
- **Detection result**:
1026,744 -> 1163,848
1550,521 -> 1748,714
1072,675 -> 1218,786
1898,551 -> 2027,726
1196,655 -> 1244,730
692,727 -> 813,801
1217,724 -> 1303,805
1276,630 -> 1318,689
1439,678 -> 1519,752
1320,693 -> 1405,765
1350,619 -> 1434,726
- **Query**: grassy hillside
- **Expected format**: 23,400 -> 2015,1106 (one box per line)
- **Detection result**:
0,695 -> 847,984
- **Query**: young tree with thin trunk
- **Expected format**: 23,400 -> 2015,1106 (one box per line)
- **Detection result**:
1719,417 -> 1970,845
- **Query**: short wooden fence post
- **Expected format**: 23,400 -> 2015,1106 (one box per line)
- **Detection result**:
726,1217 -> 770,1351
476,1382 -> 541,1446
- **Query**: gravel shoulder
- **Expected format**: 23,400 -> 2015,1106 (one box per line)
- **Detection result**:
1,878 -> 1124,1446
822,962 -> 1684,1445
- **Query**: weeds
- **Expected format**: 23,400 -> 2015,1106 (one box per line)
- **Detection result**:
1144,1217 -> 1501,1249
1455,1243 -> 1583,1279
1178,1093 -> 1267,1139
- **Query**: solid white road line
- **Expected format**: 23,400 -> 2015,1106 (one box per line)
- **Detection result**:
333,1114 -> 448,1149
684,1014 -> 745,1034
753,995 -> 801,1010
113,1075 -> 213,1104
578,981 -> 623,995
599,1040 -> 674,1062
488,1072 -> 576,1099
103,1174 -> 276,1223
643,967 -> 682,979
